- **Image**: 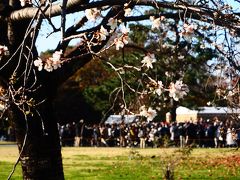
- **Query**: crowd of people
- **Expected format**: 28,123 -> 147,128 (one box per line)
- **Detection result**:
59,117 -> 240,148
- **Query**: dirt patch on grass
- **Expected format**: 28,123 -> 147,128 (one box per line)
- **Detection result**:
211,155 -> 240,166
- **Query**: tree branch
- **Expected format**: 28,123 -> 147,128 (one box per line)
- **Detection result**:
9,0 -> 240,35
10,0 -> 90,21
123,12 -> 240,36
51,5 -> 125,88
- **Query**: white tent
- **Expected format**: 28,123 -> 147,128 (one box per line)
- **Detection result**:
176,106 -> 240,122
197,107 -> 240,114
176,106 -> 198,122
105,115 -> 139,124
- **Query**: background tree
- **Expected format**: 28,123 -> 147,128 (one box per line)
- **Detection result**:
0,0 -> 240,179
73,21 -> 218,122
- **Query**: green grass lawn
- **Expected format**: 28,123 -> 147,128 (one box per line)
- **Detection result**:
0,147 -> 240,179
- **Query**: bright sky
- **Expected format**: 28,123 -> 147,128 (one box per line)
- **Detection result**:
36,13 -> 80,53
35,0 -> 240,53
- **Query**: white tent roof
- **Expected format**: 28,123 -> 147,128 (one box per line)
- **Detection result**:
176,106 -> 240,115
176,106 -> 198,115
105,115 -> 139,124
198,107 -> 240,114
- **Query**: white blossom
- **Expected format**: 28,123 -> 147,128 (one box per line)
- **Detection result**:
107,18 -> 118,31
139,105 -> 148,117
155,81 -> 164,96
52,50 -> 62,61
124,8 -> 132,16
0,45 -> 9,56
147,107 -> 157,122
149,78 -> 164,96
151,18 -> 161,30
33,58 -> 43,71
227,90 -> 234,97
52,61 -> 61,70
121,25 -> 129,35
19,0 -> 32,7
165,71 -> 171,77
34,50 -> 62,72
114,38 -> 125,50
51,58 -> 62,70
207,101 -> 211,106
114,26 -> 129,50
85,8 -> 100,22
44,59 -> 53,72
216,88 -> 221,96
180,23 -> 197,37
169,80 -> 189,101
122,36 -> 129,44
150,16 -> 165,30
139,105 -> 157,122
141,53 -> 156,69
50,50 -> 62,70
99,26 -> 109,41
200,44 -> 205,49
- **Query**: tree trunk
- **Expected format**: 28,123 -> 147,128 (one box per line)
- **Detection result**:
11,100 -> 64,180
2,1 -> 65,178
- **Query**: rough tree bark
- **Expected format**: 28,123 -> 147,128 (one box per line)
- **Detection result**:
10,100 -> 64,179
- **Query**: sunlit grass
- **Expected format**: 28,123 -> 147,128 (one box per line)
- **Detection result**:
0,141 -> 16,145
0,146 -> 240,179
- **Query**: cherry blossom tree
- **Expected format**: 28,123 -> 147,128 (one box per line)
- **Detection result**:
0,0 -> 240,179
